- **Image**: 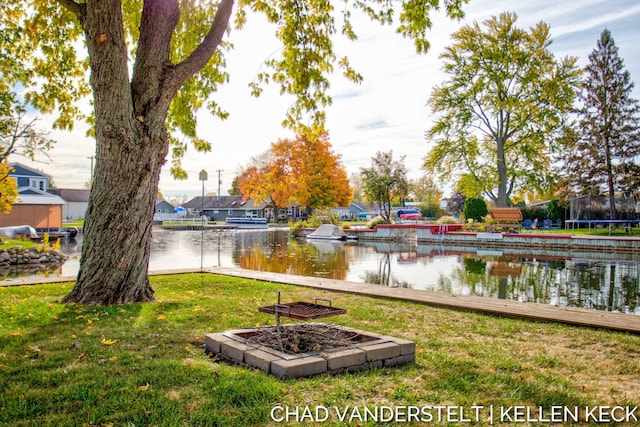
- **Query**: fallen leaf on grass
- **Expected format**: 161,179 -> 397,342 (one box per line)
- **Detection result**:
100,338 -> 117,345
166,390 -> 180,401
138,383 -> 150,391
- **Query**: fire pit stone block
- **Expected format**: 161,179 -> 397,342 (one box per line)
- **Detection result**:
244,348 -> 283,373
384,353 -> 416,368
220,340 -> 247,363
361,342 -> 401,362
322,348 -> 367,371
271,356 -> 328,379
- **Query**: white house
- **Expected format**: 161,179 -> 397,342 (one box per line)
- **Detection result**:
49,189 -> 91,220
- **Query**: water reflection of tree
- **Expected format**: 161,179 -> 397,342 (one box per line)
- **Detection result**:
363,253 -> 411,288
447,256 -> 559,304
235,236 -> 350,280
229,231 -> 639,313
562,262 -> 640,313
445,255 -> 640,313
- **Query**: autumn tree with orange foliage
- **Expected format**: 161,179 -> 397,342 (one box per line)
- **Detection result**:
238,132 -> 352,218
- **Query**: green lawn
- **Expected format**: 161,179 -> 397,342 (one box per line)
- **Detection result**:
0,238 -> 38,250
1,274 -> 639,426
62,220 -> 85,227
517,226 -> 640,237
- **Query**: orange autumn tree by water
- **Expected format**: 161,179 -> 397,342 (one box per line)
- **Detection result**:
238,132 -> 352,218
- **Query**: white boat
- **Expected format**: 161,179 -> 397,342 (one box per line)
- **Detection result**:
225,217 -> 269,229
307,224 -> 348,240
0,225 -> 38,239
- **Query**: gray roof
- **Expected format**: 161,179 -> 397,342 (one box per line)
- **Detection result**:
183,195 -> 267,210
15,187 -> 66,205
49,188 -> 91,203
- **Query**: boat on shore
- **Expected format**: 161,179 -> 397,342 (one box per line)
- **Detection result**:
225,217 -> 269,229
306,224 -> 350,241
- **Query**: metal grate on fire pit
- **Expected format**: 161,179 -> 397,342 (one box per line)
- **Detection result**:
259,298 -> 346,320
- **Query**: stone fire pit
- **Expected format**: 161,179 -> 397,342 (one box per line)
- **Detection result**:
204,323 -> 415,379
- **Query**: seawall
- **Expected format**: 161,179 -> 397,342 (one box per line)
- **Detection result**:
295,224 -> 640,253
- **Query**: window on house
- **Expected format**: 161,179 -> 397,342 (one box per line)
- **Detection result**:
30,178 -> 46,191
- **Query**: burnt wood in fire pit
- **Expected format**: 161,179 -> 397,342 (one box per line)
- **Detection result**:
259,298 -> 347,320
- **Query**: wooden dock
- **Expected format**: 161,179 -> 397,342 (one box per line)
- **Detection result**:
4,266 -> 639,334
207,267 -> 640,334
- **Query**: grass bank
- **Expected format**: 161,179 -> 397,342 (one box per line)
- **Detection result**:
0,238 -> 38,250
1,274 -> 639,426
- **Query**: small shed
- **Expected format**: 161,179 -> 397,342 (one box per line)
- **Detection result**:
0,188 -> 66,230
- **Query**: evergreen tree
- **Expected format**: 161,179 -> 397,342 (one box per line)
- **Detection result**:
564,29 -> 640,219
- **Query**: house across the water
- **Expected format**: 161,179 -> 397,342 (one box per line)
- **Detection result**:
2,163 -> 66,230
182,195 -> 269,222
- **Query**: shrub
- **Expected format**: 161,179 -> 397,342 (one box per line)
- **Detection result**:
521,208 -> 547,221
463,198 -> 488,222
418,201 -> 445,219
289,209 -> 340,231
437,216 -> 459,224
366,216 -> 387,229
547,199 -> 564,221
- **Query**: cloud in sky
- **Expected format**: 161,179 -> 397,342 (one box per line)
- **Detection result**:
18,0 -> 640,198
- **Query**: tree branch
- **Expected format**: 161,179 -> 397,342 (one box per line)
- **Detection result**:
131,0 -> 181,119
172,0 -> 234,88
55,0 -> 86,21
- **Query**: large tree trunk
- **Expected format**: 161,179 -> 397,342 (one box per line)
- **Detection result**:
62,0 -> 234,305
605,144 -> 618,220
63,0 -> 168,304
496,138 -> 509,207
64,128 -> 167,304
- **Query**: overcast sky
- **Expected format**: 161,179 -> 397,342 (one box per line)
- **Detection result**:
20,0 -> 640,199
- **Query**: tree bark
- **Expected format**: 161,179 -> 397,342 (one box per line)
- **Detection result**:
496,138 -> 509,207
63,0 -> 234,305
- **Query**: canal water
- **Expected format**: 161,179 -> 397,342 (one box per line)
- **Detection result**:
4,228 -> 640,314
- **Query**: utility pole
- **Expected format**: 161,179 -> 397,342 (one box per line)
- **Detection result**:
199,169 -> 208,272
216,169 -> 224,196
